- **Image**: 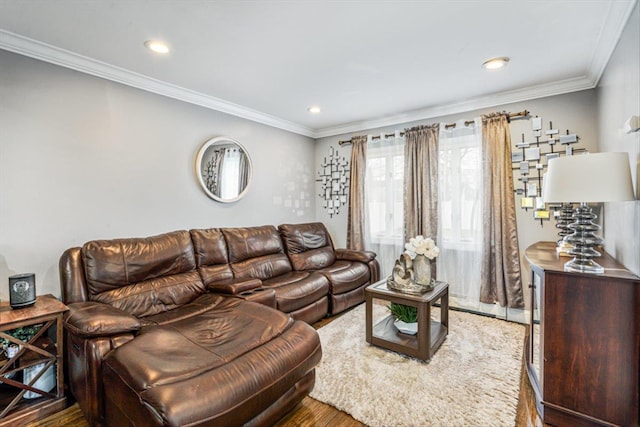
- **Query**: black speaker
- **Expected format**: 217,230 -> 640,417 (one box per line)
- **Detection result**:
9,273 -> 36,309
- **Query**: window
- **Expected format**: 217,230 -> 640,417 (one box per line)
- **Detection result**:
366,152 -> 403,242
438,130 -> 482,249
437,121 -> 489,314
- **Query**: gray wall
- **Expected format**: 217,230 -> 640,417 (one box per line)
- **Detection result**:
597,2 -> 640,276
0,51 -> 316,300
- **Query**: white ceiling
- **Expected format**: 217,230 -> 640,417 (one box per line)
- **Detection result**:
0,0 -> 636,138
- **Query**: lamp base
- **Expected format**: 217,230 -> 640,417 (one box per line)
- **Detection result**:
563,202 -> 604,274
556,240 -> 574,257
564,258 -> 605,274
555,202 -> 575,248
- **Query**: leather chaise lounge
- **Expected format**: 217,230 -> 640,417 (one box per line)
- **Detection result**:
59,222 -> 379,426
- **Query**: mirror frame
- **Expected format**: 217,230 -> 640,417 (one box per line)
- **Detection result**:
195,136 -> 253,203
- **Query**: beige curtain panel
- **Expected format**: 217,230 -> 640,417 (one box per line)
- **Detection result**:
403,124 -> 439,242
480,113 -> 524,308
346,135 -> 367,250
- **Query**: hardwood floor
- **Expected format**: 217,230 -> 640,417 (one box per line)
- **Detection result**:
23,308 -> 541,426
24,403 -> 88,427
274,398 -> 365,427
23,397 -> 366,427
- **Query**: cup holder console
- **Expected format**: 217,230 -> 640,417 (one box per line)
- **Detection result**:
237,288 -> 276,308
240,288 -> 267,297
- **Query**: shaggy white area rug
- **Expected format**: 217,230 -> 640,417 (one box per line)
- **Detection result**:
310,303 -> 524,427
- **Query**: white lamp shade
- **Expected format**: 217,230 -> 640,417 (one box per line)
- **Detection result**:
542,152 -> 635,203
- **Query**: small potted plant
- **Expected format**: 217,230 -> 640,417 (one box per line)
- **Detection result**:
1,324 -> 41,357
388,302 -> 418,335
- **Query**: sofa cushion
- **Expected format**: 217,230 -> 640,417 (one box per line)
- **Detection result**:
189,228 -> 233,284
230,253 -> 292,281
223,226 -> 293,280
317,260 -> 371,295
223,225 -> 284,263
189,228 -> 229,265
91,271 -> 205,319
140,293 -> 234,326
104,296 -> 295,389
279,223 -> 336,270
82,231 -> 205,318
262,272 -> 329,313
83,230 -> 197,294
103,314 -> 320,426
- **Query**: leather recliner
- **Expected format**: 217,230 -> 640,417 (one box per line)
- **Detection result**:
60,230 -> 321,427
221,225 -> 331,324
279,222 -> 380,315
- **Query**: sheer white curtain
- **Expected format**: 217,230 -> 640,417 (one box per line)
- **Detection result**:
436,119 -> 505,317
220,148 -> 241,199
364,133 -> 405,279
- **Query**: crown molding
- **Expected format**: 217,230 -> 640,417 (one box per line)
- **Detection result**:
586,0 -> 638,84
0,29 -> 315,138
1,0 -> 634,140
313,75 -> 596,139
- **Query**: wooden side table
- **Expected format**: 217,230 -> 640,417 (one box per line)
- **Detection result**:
365,279 -> 448,362
0,295 -> 68,426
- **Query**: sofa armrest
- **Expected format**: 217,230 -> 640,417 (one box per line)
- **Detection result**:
206,278 -> 262,295
335,248 -> 377,263
64,302 -> 141,338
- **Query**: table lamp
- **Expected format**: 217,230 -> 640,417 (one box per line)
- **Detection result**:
542,152 -> 635,274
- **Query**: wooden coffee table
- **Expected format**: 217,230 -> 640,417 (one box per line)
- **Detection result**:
365,279 -> 448,362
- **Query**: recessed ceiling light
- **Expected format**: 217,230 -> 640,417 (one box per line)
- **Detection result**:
482,57 -> 510,70
144,40 -> 170,54
307,106 -> 321,114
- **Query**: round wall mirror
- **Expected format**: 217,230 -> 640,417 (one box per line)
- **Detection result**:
195,136 -> 253,203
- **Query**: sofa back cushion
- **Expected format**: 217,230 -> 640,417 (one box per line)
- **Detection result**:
278,223 -> 336,271
189,228 -> 233,285
82,230 -> 205,318
222,226 -> 292,280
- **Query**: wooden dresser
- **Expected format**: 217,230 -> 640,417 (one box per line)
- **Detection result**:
524,241 -> 640,426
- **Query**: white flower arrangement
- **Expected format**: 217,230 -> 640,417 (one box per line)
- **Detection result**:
404,235 -> 439,260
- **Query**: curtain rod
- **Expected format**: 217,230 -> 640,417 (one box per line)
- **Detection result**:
338,110 -> 530,145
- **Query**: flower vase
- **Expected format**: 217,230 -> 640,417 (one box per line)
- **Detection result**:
412,255 -> 432,288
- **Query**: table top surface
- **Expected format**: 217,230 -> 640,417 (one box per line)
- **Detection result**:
0,295 -> 68,326
366,279 -> 448,302
524,241 -> 639,281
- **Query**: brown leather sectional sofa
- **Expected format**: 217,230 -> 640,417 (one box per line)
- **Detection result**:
59,222 -> 379,426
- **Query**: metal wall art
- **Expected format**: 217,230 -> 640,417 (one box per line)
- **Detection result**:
316,146 -> 349,217
512,117 -> 585,227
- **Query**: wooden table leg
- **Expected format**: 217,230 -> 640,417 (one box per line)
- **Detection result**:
441,289 -> 449,333
365,292 -> 372,344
